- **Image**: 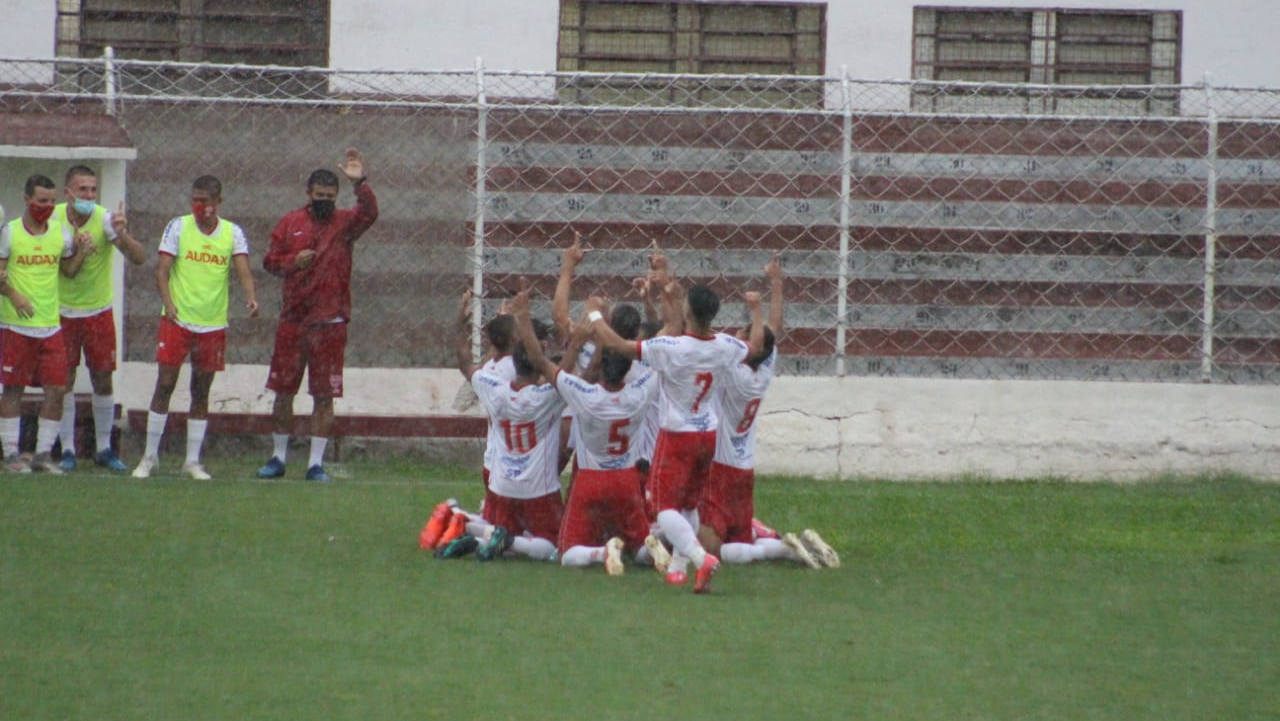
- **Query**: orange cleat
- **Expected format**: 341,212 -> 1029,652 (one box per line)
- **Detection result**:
693,553 -> 720,594
435,511 -> 468,548
419,499 -> 458,549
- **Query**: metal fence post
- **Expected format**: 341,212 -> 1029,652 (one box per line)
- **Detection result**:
471,57 -> 488,362
1200,76 -> 1219,383
103,46 -> 117,116
837,66 -> 853,377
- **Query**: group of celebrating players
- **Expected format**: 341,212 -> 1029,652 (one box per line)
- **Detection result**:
419,232 -> 840,593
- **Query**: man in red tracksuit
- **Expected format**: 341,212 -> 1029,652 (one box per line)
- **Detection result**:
256,147 -> 378,482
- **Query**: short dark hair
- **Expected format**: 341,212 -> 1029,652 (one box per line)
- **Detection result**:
600,349 -> 632,387
638,320 -> 663,340
24,174 -> 55,197
512,340 -> 536,377
686,284 -> 721,326
530,317 -> 551,341
192,175 -> 222,198
486,314 -> 516,354
610,304 -> 641,340
749,325 -> 777,368
307,169 -> 340,190
64,165 -> 96,185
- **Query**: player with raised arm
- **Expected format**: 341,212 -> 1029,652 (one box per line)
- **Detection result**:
448,288 -> 564,562
512,284 -> 659,575
55,165 -> 147,471
698,255 -> 841,569
586,277 -> 764,593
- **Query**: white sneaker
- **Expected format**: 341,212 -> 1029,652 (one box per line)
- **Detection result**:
783,532 -> 821,568
182,462 -> 212,481
643,534 -> 671,574
604,537 -> 625,576
131,455 -> 158,478
801,529 -> 841,568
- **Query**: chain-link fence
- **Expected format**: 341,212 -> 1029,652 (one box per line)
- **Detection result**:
3,54 -> 1279,382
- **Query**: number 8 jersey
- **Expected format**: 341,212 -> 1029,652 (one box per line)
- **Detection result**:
713,347 -> 777,470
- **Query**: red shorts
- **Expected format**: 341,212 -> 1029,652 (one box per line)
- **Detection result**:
156,316 -> 225,372
481,489 -> 564,543
266,321 -> 347,398
1,329 -> 68,388
647,429 -> 716,513
699,462 -> 756,545
557,467 -> 651,553
61,309 -> 117,373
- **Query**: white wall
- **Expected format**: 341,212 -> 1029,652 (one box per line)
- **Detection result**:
108,362 -> 1280,480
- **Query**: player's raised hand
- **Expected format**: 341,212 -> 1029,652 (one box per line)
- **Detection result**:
511,281 -> 531,316
457,288 -> 474,322
111,201 -> 128,237
744,290 -> 763,309
338,147 -> 365,182
631,275 -> 650,297
563,228 -> 587,268
584,295 -> 607,315
765,253 -> 782,281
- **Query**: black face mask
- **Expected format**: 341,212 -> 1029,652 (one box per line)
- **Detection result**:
310,199 -> 336,221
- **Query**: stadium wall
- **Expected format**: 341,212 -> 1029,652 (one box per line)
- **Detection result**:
106,362 -> 1280,480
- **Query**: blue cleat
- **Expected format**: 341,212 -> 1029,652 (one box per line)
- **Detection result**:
256,456 -> 286,479
95,449 -> 128,472
60,450 -> 77,472
305,464 -> 331,482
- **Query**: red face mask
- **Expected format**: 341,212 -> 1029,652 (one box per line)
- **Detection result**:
191,201 -> 217,222
28,203 -> 54,224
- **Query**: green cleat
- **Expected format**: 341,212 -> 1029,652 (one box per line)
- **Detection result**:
434,534 -> 479,559
476,526 -> 514,562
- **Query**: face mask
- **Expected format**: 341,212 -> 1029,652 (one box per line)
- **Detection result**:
72,198 -> 97,216
310,199 -> 336,221
28,203 -> 54,223
191,202 -> 217,222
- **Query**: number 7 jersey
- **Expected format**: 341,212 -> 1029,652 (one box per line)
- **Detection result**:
471,369 -> 567,499
637,333 -> 750,433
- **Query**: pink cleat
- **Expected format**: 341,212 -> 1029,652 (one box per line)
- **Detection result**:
693,553 -> 720,594
751,517 -> 780,540
665,569 -> 688,585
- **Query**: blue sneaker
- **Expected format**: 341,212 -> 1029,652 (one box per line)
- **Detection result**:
94,449 -> 128,472
60,450 -> 77,472
305,464 -> 331,482
256,456 -> 286,479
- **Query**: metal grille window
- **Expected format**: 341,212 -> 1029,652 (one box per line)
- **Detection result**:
912,7 -> 1181,115
558,0 -> 826,107
56,0 -> 329,67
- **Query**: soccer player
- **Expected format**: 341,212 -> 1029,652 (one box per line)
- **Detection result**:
512,286 -> 659,575
256,148 -> 377,482
451,288 -> 563,562
0,174 -> 93,473
585,279 -> 764,593
697,255 -> 840,569
132,176 -> 259,480
55,165 -> 147,471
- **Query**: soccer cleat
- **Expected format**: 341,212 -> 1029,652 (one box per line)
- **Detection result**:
60,450 -> 77,471
131,455 -> 157,478
604,537 -> 626,576
95,449 -> 128,472
782,532 -> 821,569
665,569 -> 688,585
751,517 -> 780,540
5,453 -> 31,474
434,533 -> 479,559
693,553 -> 720,594
801,529 -> 841,568
436,511 -> 468,548
419,499 -> 458,549
305,465 -> 331,482
644,535 -> 671,575
256,456 -> 286,479
182,462 -> 213,481
476,526 -> 514,562
31,452 -> 64,475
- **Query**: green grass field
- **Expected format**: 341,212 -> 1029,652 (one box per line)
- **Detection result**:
2,462 -> 1277,721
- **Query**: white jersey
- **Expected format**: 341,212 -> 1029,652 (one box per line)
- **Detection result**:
480,355 -> 517,471
638,333 -> 750,433
554,368 -> 659,471
714,348 -> 777,469
472,368 -> 566,499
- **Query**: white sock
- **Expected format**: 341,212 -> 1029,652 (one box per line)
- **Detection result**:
92,394 -> 115,453
144,411 -> 167,458
185,418 -> 207,465
721,542 -> 765,564
560,545 -> 606,567
464,518 -> 493,537
510,536 -> 557,561
37,417 -> 60,455
1,416 -> 19,458
271,432 -> 289,462
657,509 -> 706,566
669,552 -> 689,574
634,545 -> 653,566
60,393 -> 76,454
756,537 -> 793,560
308,437 -> 327,468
